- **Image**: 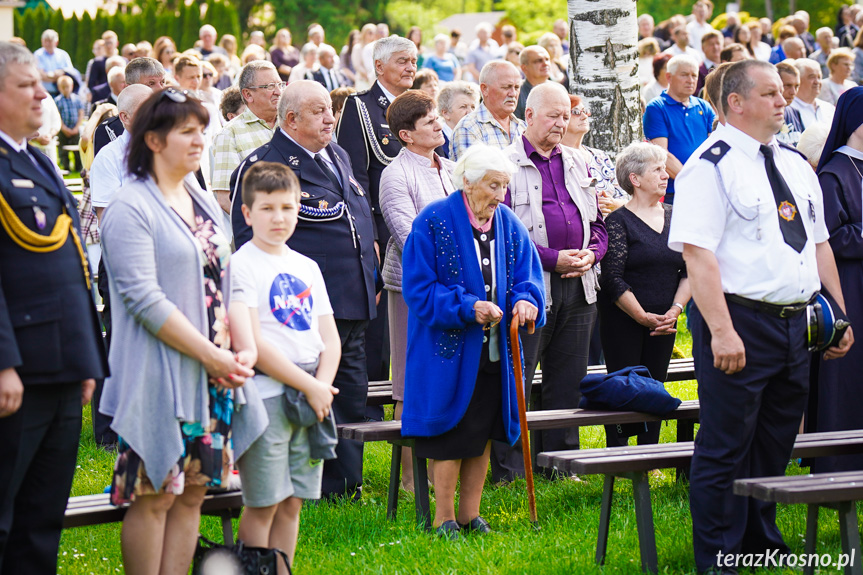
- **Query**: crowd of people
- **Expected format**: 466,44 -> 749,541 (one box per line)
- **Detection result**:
0,5 -> 861,574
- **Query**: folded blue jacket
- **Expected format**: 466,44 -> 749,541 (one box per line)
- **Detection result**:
578,366 -> 682,415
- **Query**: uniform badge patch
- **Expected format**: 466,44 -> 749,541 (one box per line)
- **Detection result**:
301,191 -> 310,198
778,200 -> 797,221
381,137 -> 389,145
289,156 -> 299,167
318,200 -> 329,209
378,96 -> 388,107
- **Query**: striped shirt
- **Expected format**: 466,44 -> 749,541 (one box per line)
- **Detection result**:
210,108 -> 275,192
449,102 -> 525,161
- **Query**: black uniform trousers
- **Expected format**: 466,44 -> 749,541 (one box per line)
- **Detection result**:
92,259 -> 116,446
689,300 -> 809,572
514,275 -> 596,481
364,214 -> 390,421
599,301 -> 676,446
0,382 -> 82,575
322,318 -> 370,499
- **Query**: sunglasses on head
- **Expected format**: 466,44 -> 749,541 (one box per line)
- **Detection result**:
157,88 -> 189,105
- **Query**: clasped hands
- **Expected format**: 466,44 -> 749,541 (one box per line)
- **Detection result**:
639,306 -> 681,336
554,249 -> 595,278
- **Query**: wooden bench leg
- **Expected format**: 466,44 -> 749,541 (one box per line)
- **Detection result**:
387,442 -> 401,521
412,455 -> 431,531
676,421 -> 695,482
220,510 -> 234,545
630,471 -> 658,574
803,503 -> 819,575
836,501 -> 862,575
596,475 -> 615,566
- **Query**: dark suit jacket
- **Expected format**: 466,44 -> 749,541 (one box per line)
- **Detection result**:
230,129 -> 378,321
333,82 -> 402,229
88,57 -> 107,90
93,116 -> 124,156
0,143 -> 108,385
90,82 -> 111,105
312,67 -> 346,91
696,62 -> 714,98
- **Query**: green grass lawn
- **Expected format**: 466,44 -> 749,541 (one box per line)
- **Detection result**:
58,321 -> 856,574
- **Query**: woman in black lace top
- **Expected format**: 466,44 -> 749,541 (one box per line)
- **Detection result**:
598,142 -> 690,447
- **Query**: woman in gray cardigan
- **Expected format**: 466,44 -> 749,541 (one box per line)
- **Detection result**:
99,90 -> 254,575
380,90 -> 455,492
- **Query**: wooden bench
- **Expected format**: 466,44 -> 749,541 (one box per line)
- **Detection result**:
338,399 -> 701,530
735,470 -> 863,575
64,490 -> 244,544
366,358 -> 696,406
537,429 -> 863,574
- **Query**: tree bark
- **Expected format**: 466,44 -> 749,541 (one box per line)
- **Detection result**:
567,0 -> 642,157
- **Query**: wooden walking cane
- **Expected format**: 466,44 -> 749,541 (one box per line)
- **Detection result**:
510,316 -> 538,526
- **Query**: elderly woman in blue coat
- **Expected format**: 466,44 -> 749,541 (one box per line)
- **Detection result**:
401,144 -> 546,539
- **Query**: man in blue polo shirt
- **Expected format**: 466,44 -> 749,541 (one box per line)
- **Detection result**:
643,54 -> 715,203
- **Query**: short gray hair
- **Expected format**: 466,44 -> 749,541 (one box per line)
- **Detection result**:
638,14 -> 655,25
125,57 -> 165,85
41,29 -> 58,43
438,81 -> 478,114
721,59 -> 775,115
794,57 -> 821,77
525,81 -> 568,113
797,122 -> 830,168
667,54 -> 699,74
373,36 -> 416,67
451,144 -> 516,188
107,65 -> 126,84
277,79 -> 327,123
238,60 -> 277,101
475,22 -> 494,35
318,44 -> 337,58
478,59 -> 520,86
615,142 -> 667,195
300,42 -> 317,57
0,42 -> 35,85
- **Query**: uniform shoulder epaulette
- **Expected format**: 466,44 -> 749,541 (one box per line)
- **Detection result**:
351,89 -> 369,97
700,140 -> 731,165
778,141 -> 808,162
246,144 -> 271,165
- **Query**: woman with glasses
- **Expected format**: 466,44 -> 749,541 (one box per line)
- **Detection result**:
99,90 -> 255,575
560,94 -> 628,215
151,36 -> 177,78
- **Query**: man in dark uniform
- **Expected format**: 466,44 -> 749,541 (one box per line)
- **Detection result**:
232,80 -> 378,500
92,57 -> 167,155
0,42 -> 108,575
669,59 -> 854,574
335,36 -> 417,389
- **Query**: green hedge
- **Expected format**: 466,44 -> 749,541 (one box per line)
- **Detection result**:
14,0 -> 242,72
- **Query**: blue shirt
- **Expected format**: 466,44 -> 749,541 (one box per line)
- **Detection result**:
54,93 -> 86,128
422,54 -> 459,82
34,47 -> 73,95
643,90 -> 715,198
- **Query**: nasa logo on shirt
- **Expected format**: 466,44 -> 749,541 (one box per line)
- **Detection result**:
269,273 -> 314,330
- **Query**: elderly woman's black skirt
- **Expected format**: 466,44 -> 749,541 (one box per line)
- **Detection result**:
414,363 -> 508,461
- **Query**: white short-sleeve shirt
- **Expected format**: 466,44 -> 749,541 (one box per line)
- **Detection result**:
90,130 -> 130,209
230,242 -> 334,399
668,123 -> 829,304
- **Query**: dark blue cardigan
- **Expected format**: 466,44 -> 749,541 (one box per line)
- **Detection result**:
400,191 -> 546,443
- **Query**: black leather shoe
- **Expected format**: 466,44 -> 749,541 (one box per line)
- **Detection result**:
458,515 -> 492,534
435,520 -> 461,541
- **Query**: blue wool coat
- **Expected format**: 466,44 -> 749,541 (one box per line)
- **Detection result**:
400,191 -> 545,444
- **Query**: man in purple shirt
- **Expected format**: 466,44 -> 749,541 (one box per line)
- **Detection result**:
504,82 -> 607,474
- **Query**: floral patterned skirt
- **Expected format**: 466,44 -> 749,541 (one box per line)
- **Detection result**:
110,385 -> 234,506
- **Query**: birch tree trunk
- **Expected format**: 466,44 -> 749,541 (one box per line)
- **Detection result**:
567,0 -> 642,156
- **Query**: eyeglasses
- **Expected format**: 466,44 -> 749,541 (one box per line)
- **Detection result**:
202,73 -> 214,78
249,81 -> 286,91
571,107 -> 591,117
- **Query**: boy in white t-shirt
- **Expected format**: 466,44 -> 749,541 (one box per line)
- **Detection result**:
228,161 -> 341,567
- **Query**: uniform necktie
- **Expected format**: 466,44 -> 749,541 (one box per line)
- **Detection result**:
759,144 -> 807,253
324,69 -> 333,91
314,153 -> 342,192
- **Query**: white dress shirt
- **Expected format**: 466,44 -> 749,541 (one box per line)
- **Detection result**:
669,123 -> 829,304
90,129 -> 131,209
790,97 -> 836,130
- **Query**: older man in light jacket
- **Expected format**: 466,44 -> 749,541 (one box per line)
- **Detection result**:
504,82 -> 607,474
